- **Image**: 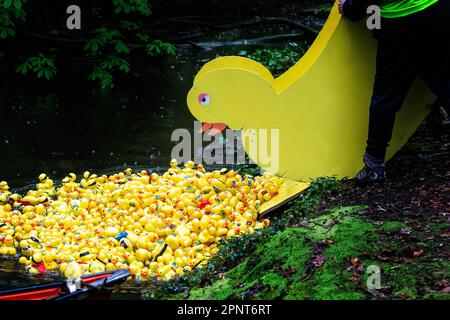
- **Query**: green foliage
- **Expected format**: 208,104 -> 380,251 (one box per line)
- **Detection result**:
0,0 -> 26,38
84,28 -> 124,56
145,39 -> 176,56
1,1 -> 175,88
81,8 -> 175,88
238,42 -> 306,76
100,55 -> 130,73
113,0 -> 151,16
303,3 -> 334,14
234,163 -> 261,177
88,56 -> 130,89
16,53 -> 56,80
0,13 -> 14,38
88,68 -> 113,89
119,20 -> 139,31
3,0 -> 25,11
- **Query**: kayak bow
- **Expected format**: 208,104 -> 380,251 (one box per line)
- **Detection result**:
0,269 -> 130,300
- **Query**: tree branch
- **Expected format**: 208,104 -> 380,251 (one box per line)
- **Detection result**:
18,29 -> 89,42
185,32 -> 305,50
150,16 -> 320,36
146,15 -> 231,27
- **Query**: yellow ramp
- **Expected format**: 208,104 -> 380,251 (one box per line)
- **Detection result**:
187,1 -> 435,187
259,179 -> 309,216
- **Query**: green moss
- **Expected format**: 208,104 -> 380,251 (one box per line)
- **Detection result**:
286,262 -> 366,300
188,206 -> 378,300
259,272 -> 289,299
303,205 -> 367,241
325,215 -> 379,262
378,221 -> 407,231
386,267 -> 422,299
424,292 -> 450,300
188,227 -> 313,300
381,259 -> 450,300
160,204 -> 449,300
188,278 -> 234,300
245,227 -> 312,278
428,222 -> 448,234
285,208 -> 378,300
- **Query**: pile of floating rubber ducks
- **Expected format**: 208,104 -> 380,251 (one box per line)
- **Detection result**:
0,160 -> 281,281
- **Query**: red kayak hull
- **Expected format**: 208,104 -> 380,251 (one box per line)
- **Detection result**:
0,269 -> 129,300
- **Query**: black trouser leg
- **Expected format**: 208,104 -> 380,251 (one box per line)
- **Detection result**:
418,0 -> 450,114
419,40 -> 450,114
365,38 -> 416,161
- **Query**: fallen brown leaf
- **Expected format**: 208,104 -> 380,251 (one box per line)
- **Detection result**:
281,267 -> 297,278
435,280 -> 448,287
413,249 -> 424,257
351,257 -> 360,266
312,255 -> 325,268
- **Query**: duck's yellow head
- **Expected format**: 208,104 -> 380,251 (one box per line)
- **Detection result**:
187,56 -> 275,134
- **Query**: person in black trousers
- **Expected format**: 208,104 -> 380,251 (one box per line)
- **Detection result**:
339,0 -> 450,182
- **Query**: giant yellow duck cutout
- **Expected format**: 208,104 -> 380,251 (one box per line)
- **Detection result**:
187,1 -> 435,183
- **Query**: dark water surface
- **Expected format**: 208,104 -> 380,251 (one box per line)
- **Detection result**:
0,49 -> 211,192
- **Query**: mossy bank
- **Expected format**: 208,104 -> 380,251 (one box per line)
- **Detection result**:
143,168 -> 449,300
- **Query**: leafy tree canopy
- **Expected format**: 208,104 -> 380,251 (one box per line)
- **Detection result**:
0,0 -> 175,88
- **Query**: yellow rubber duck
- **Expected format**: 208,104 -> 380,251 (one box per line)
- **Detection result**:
168,159 -> 180,174
64,261 -> 83,278
61,173 -> 78,193
25,252 -> 47,274
44,254 -> 59,270
36,173 -> 56,197
187,1 -> 435,181
0,161 -> 283,281
0,235 -> 17,255
0,181 -> 11,203
25,265 -> 41,274
89,260 -> 105,273
181,160 -> 196,174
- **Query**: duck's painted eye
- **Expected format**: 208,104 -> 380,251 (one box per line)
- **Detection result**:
198,93 -> 211,106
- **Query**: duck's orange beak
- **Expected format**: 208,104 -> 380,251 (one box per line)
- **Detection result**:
199,123 -> 227,136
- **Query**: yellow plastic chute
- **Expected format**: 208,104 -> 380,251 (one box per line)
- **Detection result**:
187,1 -> 435,184
259,179 -> 309,215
